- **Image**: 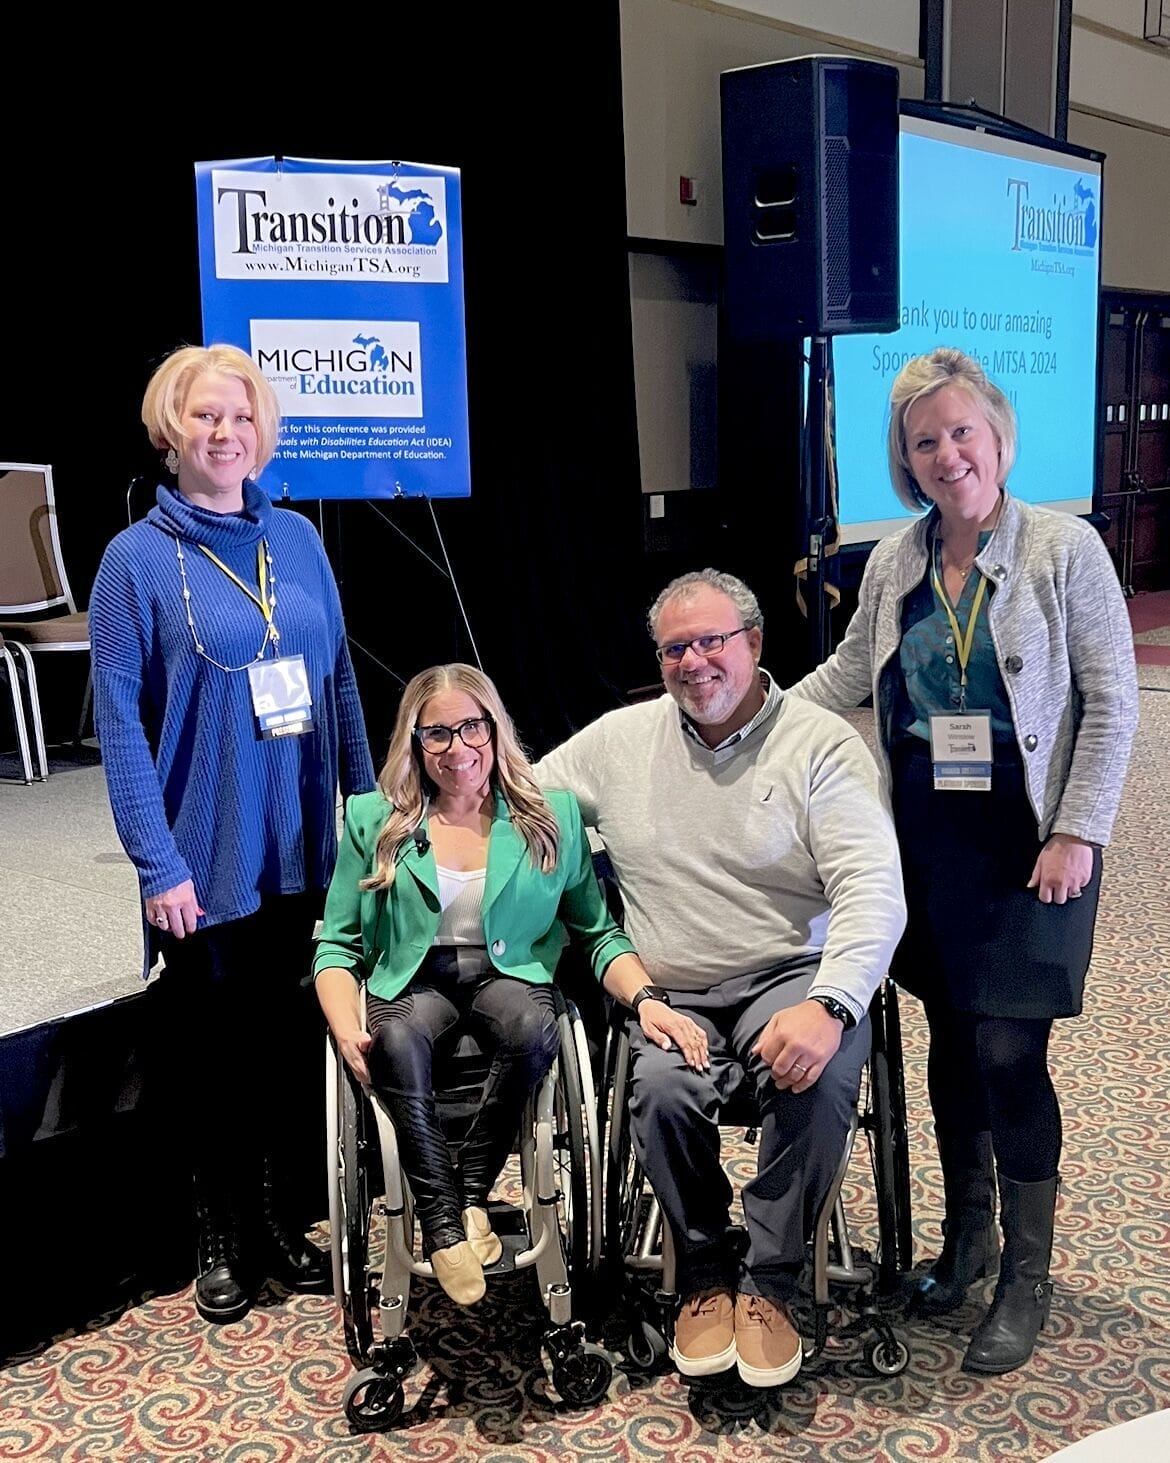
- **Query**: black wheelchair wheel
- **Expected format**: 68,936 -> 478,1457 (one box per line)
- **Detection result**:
343,1367 -> 404,1432
867,1334 -> 911,1377
869,983 -> 914,1288
603,1026 -> 647,1275
338,1058 -> 376,1365
553,1007 -> 593,1308
625,1319 -> 668,1371
551,1342 -> 614,1408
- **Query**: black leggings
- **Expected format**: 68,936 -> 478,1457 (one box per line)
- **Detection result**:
158,892 -> 324,1221
366,953 -> 559,1254
925,1004 -> 1061,1182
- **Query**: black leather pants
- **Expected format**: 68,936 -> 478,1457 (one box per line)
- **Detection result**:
366,950 -> 559,1255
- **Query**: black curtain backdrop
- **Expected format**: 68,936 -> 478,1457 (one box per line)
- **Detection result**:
4,15 -> 662,759
5,11 -> 816,758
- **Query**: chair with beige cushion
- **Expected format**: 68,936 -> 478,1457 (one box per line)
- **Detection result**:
0,463 -> 92,777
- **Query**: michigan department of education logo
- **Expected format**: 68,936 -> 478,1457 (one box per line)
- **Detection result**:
252,321 -> 424,418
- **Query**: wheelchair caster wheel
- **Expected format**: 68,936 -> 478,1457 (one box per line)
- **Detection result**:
551,1342 -> 614,1408
626,1320 -> 668,1371
867,1335 -> 910,1377
343,1367 -> 405,1432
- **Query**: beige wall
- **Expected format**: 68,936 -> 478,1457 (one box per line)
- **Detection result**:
621,0 -> 1170,494
621,0 -> 924,246
1069,109 -> 1170,291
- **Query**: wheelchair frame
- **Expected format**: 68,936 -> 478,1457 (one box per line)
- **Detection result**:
600,979 -> 914,1379
325,987 -> 612,1431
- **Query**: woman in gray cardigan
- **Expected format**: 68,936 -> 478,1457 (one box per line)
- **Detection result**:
789,348 -> 1138,1375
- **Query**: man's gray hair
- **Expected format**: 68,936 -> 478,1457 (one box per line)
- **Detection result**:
647,568 -> 763,640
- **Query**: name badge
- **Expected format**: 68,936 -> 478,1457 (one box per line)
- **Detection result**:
929,711 -> 992,791
247,654 -> 314,740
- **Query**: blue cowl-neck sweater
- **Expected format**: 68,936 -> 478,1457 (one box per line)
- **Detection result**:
90,482 -> 375,931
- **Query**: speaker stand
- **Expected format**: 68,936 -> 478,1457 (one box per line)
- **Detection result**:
804,335 -> 834,670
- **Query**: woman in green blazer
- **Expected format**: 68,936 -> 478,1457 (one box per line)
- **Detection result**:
315,663 -> 707,1306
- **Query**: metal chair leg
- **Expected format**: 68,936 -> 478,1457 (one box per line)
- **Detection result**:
1,644 -> 35,784
10,642 -> 48,779
76,663 -> 94,745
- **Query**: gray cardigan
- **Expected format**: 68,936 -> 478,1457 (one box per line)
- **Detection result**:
787,494 -> 1139,846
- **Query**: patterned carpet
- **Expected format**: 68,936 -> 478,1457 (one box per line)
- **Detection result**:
1131,590 -> 1170,684
3,694 -> 1168,1462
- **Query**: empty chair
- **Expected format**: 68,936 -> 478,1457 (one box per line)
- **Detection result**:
0,463 -> 91,775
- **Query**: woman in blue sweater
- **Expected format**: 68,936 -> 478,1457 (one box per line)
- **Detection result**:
90,344 -> 375,1324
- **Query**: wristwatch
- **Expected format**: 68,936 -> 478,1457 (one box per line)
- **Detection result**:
631,986 -> 673,1014
809,994 -> 857,1030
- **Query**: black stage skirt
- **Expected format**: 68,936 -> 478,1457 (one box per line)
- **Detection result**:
889,739 -> 1101,1020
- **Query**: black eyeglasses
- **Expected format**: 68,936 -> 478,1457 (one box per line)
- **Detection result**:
413,716 -> 494,753
655,625 -> 755,665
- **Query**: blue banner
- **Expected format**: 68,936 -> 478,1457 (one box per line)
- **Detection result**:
195,157 -> 470,500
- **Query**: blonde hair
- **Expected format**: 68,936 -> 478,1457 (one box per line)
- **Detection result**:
887,347 -> 1018,512
363,663 -> 560,891
141,344 -> 281,471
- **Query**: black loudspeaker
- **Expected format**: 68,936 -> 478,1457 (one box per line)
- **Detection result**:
721,56 -> 900,340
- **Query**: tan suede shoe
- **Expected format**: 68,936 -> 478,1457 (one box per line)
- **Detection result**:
734,1293 -> 802,1387
671,1288 -> 737,1376
462,1206 -> 503,1266
430,1241 -> 486,1306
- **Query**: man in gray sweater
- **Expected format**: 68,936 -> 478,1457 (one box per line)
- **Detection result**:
534,569 -> 906,1388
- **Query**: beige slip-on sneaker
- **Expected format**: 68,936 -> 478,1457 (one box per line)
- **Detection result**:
462,1205 -> 504,1266
431,1240 -> 486,1306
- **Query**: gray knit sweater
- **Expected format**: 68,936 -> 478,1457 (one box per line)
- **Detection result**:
788,494 -> 1139,846
534,680 -> 906,1023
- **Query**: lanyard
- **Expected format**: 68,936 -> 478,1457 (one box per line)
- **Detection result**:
930,541 -> 987,712
197,541 -> 274,627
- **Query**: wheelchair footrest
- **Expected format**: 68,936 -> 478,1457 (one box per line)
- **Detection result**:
479,1229 -> 531,1277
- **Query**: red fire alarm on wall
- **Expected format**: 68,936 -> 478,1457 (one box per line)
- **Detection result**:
679,175 -> 698,206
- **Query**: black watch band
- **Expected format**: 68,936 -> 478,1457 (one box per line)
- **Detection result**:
810,994 -> 856,1030
631,986 -> 672,1014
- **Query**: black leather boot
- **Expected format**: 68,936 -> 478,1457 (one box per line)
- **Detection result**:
962,1173 -> 1058,1374
912,1130 -> 1000,1316
195,1201 -> 251,1324
261,1156 -> 331,1294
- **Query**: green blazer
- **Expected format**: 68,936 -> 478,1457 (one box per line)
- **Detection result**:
313,787 -> 635,1002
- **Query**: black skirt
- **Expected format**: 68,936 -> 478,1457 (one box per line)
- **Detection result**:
889,739 -> 1101,1019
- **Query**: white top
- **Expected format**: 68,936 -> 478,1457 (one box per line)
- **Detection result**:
434,863 -> 486,946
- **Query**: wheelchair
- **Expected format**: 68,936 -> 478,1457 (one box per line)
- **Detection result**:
325,984 -> 612,1432
600,978 -> 914,1379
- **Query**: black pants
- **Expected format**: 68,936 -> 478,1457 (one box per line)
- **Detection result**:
366,950 -> 559,1255
157,891 -> 324,1228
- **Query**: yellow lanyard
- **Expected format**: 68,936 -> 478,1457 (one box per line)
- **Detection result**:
197,541 -> 274,628
930,543 -> 987,709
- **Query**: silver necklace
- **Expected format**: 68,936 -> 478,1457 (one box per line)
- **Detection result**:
173,536 -> 280,673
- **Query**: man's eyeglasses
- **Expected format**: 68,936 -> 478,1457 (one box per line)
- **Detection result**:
413,716 -> 495,753
655,625 -> 754,665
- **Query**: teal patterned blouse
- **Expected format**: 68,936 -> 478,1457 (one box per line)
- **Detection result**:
895,530 -> 1014,744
